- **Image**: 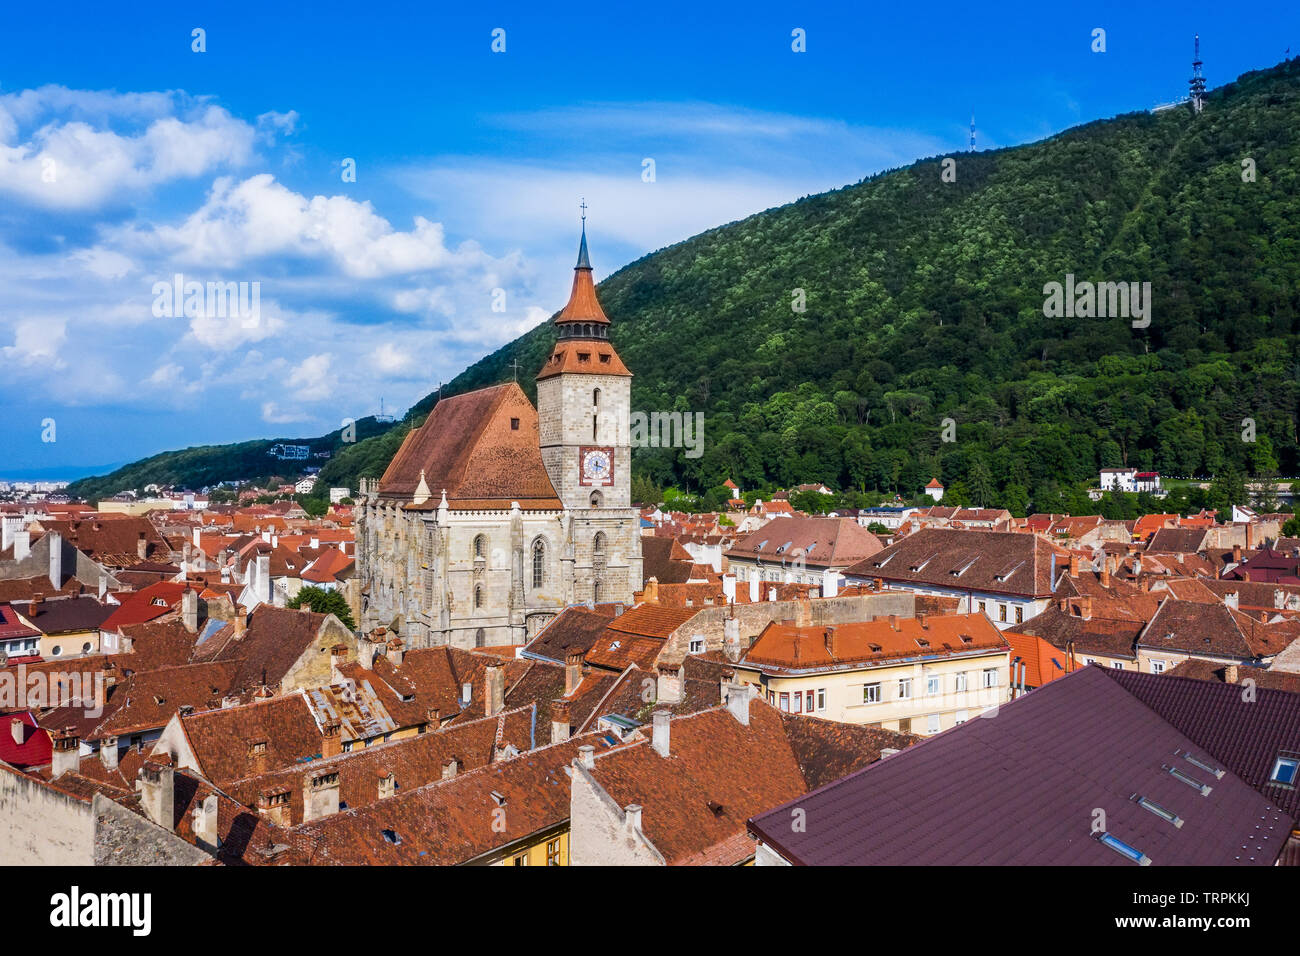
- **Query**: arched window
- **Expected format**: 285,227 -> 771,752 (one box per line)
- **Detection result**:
532,539 -> 546,589
590,490 -> 603,508
593,531 -> 606,555
592,581 -> 602,604
473,534 -> 486,560
593,387 -> 601,407
475,628 -> 486,648
474,585 -> 484,609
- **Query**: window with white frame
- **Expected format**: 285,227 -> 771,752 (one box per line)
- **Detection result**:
981,668 -> 998,688
898,677 -> 913,699
926,675 -> 941,696
1151,660 -> 1165,674
955,672 -> 969,692
864,682 -> 881,704
689,637 -> 705,654
816,688 -> 826,711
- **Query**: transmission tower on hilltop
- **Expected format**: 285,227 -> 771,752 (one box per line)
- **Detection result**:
1189,34 -> 1206,114
969,115 -> 976,152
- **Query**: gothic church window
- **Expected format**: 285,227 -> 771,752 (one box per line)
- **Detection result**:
590,490 -> 603,508
475,628 -> 486,648
474,585 -> 484,609
473,535 -> 487,560
593,531 -> 606,555
532,539 -> 546,588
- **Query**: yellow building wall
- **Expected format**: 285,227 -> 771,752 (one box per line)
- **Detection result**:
491,828 -> 569,866
735,651 -> 1010,736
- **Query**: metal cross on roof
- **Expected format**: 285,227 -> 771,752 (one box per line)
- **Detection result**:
508,358 -> 523,382
579,198 -> 587,223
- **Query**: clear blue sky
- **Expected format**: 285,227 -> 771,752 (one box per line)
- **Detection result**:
1,1 -> 1296,478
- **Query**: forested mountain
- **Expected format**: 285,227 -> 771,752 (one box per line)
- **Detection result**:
70,57 -> 1300,512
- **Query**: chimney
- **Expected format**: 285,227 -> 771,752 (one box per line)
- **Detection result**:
656,663 -> 684,705
1068,553 -> 1080,577
9,716 -> 24,746
192,793 -> 219,851
1078,596 -> 1093,620
722,574 -> 736,603
725,683 -> 753,726
385,637 -> 404,667
1099,561 -> 1110,588
1224,664 -> 1239,684
888,614 -> 899,631
1232,544 -> 1242,564
302,770 -> 340,822
461,681 -> 472,705
310,536 -> 320,550
441,758 -> 459,780
767,587 -> 777,602
484,663 -> 505,717
182,541 -> 193,573
48,531 -> 62,589
749,575 -> 760,603
12,530 -> 30,562
564,652 -> 583,696
551,699 -> 571,743
257,787 -> 292,827
329,644 -> 349,683
137,531 -> 148,560
182,588 -> 198,633
1224,591 -> 1239,610
51,727 -> 80,778
97,574 -> 107,601
256,554 -> 272,606
192,526 -> 201,548
137,758 -> 175,831
321,719 -> 342,759
643,576 -> 659,604
651,709 -> 672,758
624,804 -> 643,832
723,616 -> 741,663
378,773 -> 397,800
28,593 -> 43,616
824,626 -> 838,657
233,605 -> 247,640
577,745 -> 595,770
426,707 -> 440,727
795,595 -> 812,627
99,734 -> 119,771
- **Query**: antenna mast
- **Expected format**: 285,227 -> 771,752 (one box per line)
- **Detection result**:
1189,34 -> 1206,114
969,115 -> 975,153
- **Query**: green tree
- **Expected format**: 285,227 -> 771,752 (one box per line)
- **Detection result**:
288,586 -> 356,630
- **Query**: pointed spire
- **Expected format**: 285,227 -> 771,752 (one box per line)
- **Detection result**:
576,224 -> 591,270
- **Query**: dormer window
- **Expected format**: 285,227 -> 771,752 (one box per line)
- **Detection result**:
578,352 -> 591,363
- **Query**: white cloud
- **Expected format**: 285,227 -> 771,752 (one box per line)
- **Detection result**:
287,353 -> 334,401
2,318 -> 66,367
0,88 -> 258,209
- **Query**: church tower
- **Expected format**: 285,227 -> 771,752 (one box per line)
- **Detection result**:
536,223 -> 641,604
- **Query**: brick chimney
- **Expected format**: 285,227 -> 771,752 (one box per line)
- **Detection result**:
1232,544 -> 1243,564
1099,561 -> 1111,588
51,727 -> 80,778
233,605 -> 247,640
182,587 -> 199,633
1077,596 -> 1093,620
564,652 -> 583,696
137,531 -> 148,560
484,663 -> 505,717
656,662 -> 684,705
192,793 -> 219,852
1068,553 -> 1080,577
48,531 -> 63,589
257,787 -> 292,827
321,719 -> 342,759
385,637 -> 404,667
99,734 -> 119,771
795,595 -> 812,627
651,709 -> 671,758
643,576 -> 659,604
137,758 -> 175,831
551,699 -> 571,743
302,770 -> 340,822
725,683 -> 753,726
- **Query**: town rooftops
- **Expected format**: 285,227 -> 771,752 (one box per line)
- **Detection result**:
741,613 -> 1008,675
725,516 -> 883,569
748,665 -> 1294,866
844,527 -> 1066,598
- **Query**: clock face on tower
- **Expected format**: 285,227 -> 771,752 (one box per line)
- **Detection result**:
579,446 -> 614,487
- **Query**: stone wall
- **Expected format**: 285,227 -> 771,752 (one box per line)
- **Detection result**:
568,763 -> 665,866
0,763 -> 94,865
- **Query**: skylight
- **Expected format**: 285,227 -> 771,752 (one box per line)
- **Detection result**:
1136,796 -> 1184,828
1270,755 -> 1299,786
1167,766 -> 1213,796
1181,752 -> 1225,779
381,829 -> 401,845
1098,832 -> 1151,865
